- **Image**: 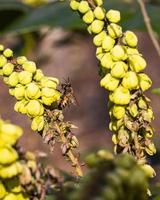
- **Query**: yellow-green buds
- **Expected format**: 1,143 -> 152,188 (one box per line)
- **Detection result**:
107,23 -> 122,39
17,56 -> 27,65
91,20 -> 104,34
141,164 -> 156,178
100,74 -> 119,91
18,71 -> 32,85
111,45 -> 126,61
122,31 -> 138,47
8,72 -> 19,87
0,181 -> 6,199
128,104 -> 138,117
0,147 -> 18,165
2,63 -> 14,76
83,10 -> 94,24
111,61 -> 127,78
25,82 -> 41,99
93,0 -> 103,6
129,55 -> 146,72
41,88 -> 61,105
14,85 -> 25,100
0,55 -> 7,68
33,69 -> 44,81
78,1 -> 90,13
100,53 -> 113,69
3,48 -> 13,58
22,61 -> 36,73
26,100 -> 44,117
31,116 -> 44,131
93,31 -> 107,47
70,0 -> 79,10
106,9 -> 121,23
94,7 -> 105,20
112,105 -> 125,119
112,86 -> 131,105
102,35 -> 115,51
122,71 -> 139,89
138,73 -> 152,91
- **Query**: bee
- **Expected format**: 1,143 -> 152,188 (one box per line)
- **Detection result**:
59,78 -> 78,109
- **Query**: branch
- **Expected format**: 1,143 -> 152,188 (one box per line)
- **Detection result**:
137,0 -> 160,57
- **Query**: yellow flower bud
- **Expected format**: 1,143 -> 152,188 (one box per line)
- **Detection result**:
70,0 -> 79,10
93,31 -> 107,46
141,164 -> 156,178
109,119 -> 123,131
93,0 -> 103,6
128,104 -> 138,117
111,45 -> 126,61
112,86 -> 131,105
0,162 -> 22,179
40,77 -> 59,88
0,45 -> 4,51
25,82 -> 41,99
122,71 -> 139,89
138,73 -> 152,91
8,72 -> 19,87
145,142 -> 156,155
26,100 -> 44,117
100,53 -> 113,69
33,69 -> 44,81
107,23 -> 122,39
22,61 -> 36,73
14,85 -> 25,100
100,74 -> 119,91
18,71 -> 32,85
78,1 -> 90,13
3,193 -> 17,200
112,134 -> 118,144
112,105 -> 125,119
94,7 -> 105,20
2,63 -> 14,76
102,35 -> 115,51
106,9 -> 121,23
14,100 -> 28,114
111,61 -> 127,78
0,55 -> 7,68
17,56 -> 27,65
3,48 -> 13,58
42,88 -> 61,105
125,47 -> 140,56
129,55 -> 146,72
138,98 -> 147,109
0,123 -> 23,145
91,19 -> 104,34
122,31 -> 138,47
0,181 -> 6,199
0,146 -> 18,165
31,116 -> 44,131
82,10 -> 94,24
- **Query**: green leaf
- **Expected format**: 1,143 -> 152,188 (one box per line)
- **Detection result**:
1,0 -> 160,37
0,0 -> 31,33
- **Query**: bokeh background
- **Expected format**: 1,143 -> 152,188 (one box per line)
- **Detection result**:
0,0 -> 160,181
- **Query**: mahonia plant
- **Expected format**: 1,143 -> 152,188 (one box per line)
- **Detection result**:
50,150 -> 150,200
0,117 -> 63,200
69,0 -> 156,174
0,45 -> 83,177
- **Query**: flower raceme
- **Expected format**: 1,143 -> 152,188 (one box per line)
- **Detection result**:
70,0 -> 156,170
0,118 -> 29,200
0,45 -> 61,133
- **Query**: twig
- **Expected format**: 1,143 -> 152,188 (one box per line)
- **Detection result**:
137,0 -> 160,57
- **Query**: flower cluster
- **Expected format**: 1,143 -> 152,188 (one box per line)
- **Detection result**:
0,45 -> 61,133
0,44 -> 82,177
0,118 -> 29,200
70,0 -> 156,163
